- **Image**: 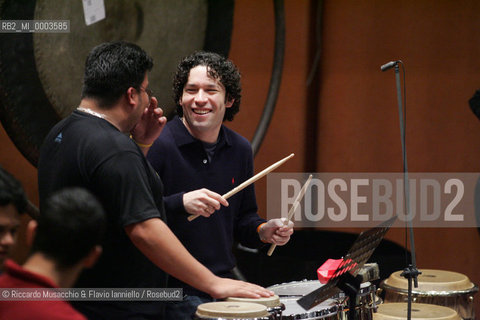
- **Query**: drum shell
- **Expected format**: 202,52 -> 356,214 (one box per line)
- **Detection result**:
380,270 -> 478,320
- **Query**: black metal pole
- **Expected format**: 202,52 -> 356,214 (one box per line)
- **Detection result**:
392,62 -> 421,320
251,0 -> 285,155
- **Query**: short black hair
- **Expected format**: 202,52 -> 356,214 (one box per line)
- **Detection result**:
30,188 -> 106,269
173,51 -> 241,121
81,41 -> 153,108
0,165 -> 27,214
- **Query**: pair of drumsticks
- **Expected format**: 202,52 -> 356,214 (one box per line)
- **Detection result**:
187,153 -> 313,256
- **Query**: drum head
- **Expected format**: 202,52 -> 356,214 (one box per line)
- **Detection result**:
226,295 -> 281,308
0,0 -> 233,166
280,297 -> 339,319
196,301 -> 270,319
267,280 -> 324,297
383,269 -> 475,292
374,303 -> 461,320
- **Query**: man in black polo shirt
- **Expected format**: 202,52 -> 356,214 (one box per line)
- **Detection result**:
148,51 -> 294,318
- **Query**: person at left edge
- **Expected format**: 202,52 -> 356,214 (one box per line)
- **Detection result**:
0,165 -> 27,272
0,187 -> 106,320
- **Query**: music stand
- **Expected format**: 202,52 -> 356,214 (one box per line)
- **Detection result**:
297,216 -> 397,320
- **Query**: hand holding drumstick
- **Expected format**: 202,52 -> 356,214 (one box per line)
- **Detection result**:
266,174 -> 313,256
187,153 -> 295,221
258,218 -> 294,247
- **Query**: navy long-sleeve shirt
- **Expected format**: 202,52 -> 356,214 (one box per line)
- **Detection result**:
147,116 -> 266,296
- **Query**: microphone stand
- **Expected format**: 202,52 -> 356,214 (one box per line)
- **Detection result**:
384,61 -> 421,320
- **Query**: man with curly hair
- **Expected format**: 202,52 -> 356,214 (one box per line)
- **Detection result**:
147,51 -> 294,318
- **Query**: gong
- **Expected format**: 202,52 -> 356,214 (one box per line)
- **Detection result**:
0,0 -> 233,166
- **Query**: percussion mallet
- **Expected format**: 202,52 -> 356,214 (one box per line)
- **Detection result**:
267,174 -> 312,256
188,153 -> 295,222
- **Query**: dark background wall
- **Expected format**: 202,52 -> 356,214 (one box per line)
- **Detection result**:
1,0 -> 479,317
227,0 -> 480,316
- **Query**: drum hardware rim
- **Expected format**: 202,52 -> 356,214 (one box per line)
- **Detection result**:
335,283 -> 377,305
266,303 -> 285,313
376,287 -> 384,297
381,283 -> 479,296
226,295 -> 283,309
195,301 -> 272,319
195,314 -> 273,320
267,279 -> 324,297
267,279 -> 316,287
279,297 -> 341,318
272,280 -> 379,319
195,314 -> 273,319
385,269 -> 477,293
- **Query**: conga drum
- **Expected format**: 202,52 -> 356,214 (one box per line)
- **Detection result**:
374,303 -> 461,320
381,270 -> 478,320
226,295 -> 284,319
194,301 -> 274,319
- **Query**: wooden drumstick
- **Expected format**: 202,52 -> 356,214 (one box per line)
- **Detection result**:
188,153 -> 295,222
267,174 -> 313,256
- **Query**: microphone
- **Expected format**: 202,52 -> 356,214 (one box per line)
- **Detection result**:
380,60 -> 398,72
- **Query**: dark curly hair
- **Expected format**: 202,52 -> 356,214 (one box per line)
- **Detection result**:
173,51 -> 241,121
81,41 -> 153,108
31,188 -> 105,269
0,165 -> 27,214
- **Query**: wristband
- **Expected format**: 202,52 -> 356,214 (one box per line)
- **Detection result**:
130,135 -> 153,148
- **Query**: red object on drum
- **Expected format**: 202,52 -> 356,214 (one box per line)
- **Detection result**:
317,258 -> 358,284
317,259 -> 342,283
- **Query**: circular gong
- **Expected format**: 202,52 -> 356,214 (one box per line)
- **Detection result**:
0,0 -> 233,166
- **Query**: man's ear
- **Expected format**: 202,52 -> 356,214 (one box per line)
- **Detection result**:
26,220 -> 37,247
126,87 -> 138,107
82,245 -> 102,268
225,97 -> 234,109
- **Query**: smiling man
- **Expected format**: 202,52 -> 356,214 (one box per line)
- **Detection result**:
0,166 -> 27,271
147,51 -> 294,318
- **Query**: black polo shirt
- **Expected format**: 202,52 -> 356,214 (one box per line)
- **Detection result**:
38,110 -> 166,318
